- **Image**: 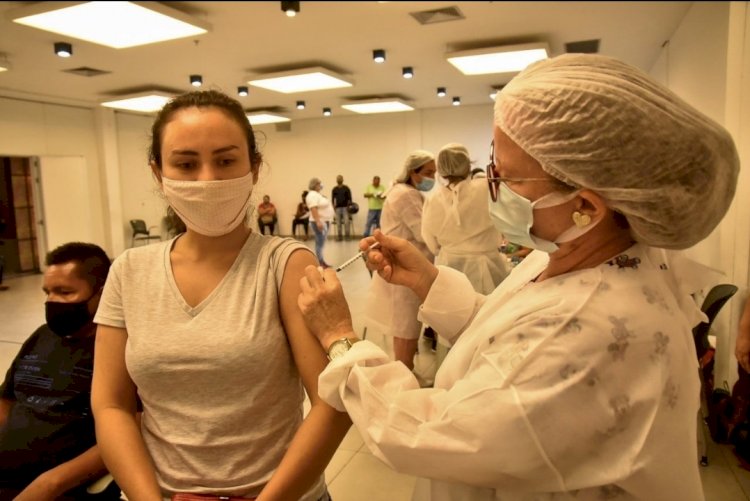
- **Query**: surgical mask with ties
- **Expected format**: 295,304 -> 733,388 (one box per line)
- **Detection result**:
161,171 -> 254,237
416,177 -> 435,192
489,182 -> 590,253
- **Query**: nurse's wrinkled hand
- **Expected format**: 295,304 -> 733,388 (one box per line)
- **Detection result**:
298,265 -> 355,349
362,230 -> 439,302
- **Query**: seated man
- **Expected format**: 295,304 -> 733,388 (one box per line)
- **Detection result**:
257,194 -> 277,235
0,242 -> 119,500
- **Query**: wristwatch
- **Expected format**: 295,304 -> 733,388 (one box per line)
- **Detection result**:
327,337 -> 360,361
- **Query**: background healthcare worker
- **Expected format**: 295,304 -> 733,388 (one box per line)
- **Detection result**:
297,53 -> 740,501
422,143 -> 509,365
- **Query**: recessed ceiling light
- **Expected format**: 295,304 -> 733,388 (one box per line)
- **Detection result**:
281,1 -> 300,17
54,41 -> 73,57
237,86 -> 249,97
0,54 -> 11,72
101,91 -> 174,113
341,99 -> 414,114
9,1 -> 210,49
246,112 -> 291,125
323,107 -> 332,117
248,67 -> 352,94
190,74 -> 202,87
452,97 -> 461,106
373,49 -> 386,63
402,66 -> 414,79
446,42 -> 549,75
436,87 -> 446,97
296,100 -> 306,110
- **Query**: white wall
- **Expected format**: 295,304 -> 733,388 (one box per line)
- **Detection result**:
0,98 -> 108,253
650,1 -> 750,388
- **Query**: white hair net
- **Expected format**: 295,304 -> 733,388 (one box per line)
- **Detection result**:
494,53 -> 739,250
396,150 -> 434,183
437,143 -> 471,178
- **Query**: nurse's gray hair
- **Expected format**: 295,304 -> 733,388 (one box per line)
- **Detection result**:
494,53 -> 739,250
437,143 -> 472,179
308,177 -> 321,191
395,150 -> 434,184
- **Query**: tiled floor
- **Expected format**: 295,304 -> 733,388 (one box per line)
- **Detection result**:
1,237 -> 749,500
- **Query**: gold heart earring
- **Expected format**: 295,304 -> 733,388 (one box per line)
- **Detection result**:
572,211 -> 592,228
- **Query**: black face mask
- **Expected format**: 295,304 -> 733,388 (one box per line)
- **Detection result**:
45,297 -> 94,338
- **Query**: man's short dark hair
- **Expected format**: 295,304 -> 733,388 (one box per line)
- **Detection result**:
45,242 -> 111,291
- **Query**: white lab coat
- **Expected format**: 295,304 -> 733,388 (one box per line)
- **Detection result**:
320,244 -> 710,500
422,178 -> 509,296
366,183 -> 434,339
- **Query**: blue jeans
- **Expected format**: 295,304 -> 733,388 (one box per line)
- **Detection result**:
311,221 -> 330,265
363,209 -> 381,237
334,207 -> 352,238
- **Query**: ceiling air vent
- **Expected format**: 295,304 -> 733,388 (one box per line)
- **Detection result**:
564,39 -> 600,54
63,67 -> 111,77
410,6 -> 464,25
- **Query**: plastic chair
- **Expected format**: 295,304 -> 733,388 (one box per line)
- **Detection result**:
130,219 -> 161,247
694,283 -> 739,466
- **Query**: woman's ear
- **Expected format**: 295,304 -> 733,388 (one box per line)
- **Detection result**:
150,162 -> 162,185
575,189 -> 608,219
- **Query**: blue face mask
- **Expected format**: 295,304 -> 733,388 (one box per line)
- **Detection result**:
416,177 -> 435,192
488,182 -> 582,253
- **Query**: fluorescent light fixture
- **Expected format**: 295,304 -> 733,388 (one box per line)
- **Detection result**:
446,42 -> 549,75
341,99 -> 414,114
248,67 -> 352,94
9,1 -> 210,49
101,91 -> 174,113
246,112 -> 290,125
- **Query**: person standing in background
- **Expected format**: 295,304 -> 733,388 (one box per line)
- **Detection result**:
363,176 -> 386,237
331,175 -> 353,241
307,178 -> 335,268
366,152 -> 436,373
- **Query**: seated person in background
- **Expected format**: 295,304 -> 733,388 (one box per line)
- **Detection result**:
293,190 -> 311,240
735,296 -> 750,374
0,242 -> 119,501
257,194 -> 277,235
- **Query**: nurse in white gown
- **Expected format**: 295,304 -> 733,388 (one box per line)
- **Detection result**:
298,54 -> 739,501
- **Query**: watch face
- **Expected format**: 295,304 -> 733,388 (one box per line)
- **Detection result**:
328,339 -> 352,360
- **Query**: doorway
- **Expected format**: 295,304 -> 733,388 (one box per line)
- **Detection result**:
0,156 -> 40,278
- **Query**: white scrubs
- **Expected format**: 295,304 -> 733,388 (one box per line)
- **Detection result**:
422,177 -> 509,295
366,183 -> 433,339
320,244 -> 711,501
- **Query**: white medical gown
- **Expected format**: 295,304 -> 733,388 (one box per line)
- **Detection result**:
320,244 -> 709,500
366,183 -> 433,340
422,178 -> 509,296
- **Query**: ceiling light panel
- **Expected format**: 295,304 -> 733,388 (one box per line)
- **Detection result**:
446,43 -> 549,75
10,1 -> 209,49
248,67 -> 352,94
101,92 -> 174,113
341,100 -> 414,114
246,113 -> 290,125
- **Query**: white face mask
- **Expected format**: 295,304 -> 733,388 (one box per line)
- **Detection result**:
161,171 -> 254,237
489,182 -> 594,253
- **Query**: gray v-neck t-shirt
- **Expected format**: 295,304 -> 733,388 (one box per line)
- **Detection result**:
95,233 -> 325,499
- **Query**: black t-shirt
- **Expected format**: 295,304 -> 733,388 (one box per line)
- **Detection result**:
331,185 -> 352,208
0,325 -> 96,487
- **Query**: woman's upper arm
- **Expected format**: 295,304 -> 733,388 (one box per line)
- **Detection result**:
92,325 -> 138,414
278,249 -> 329,402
